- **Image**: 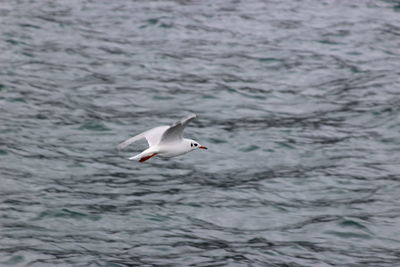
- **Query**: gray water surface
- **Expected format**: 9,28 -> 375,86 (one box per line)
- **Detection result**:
1,0 -> 400,266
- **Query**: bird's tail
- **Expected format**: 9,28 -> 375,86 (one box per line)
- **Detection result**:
129,148 -> 158,162
129,154 -> 141,161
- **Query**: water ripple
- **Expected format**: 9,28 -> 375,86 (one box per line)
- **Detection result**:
1,0 -> 400,266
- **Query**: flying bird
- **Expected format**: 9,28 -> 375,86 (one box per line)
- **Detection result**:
118,114 -> 207,162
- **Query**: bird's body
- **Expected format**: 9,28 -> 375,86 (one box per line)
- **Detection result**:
118,114 -> 207,162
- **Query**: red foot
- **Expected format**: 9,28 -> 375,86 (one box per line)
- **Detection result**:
139,153 -> 157,162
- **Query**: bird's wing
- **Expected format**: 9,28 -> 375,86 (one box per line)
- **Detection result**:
117,125 -> 169,150
160,114 -> 197,143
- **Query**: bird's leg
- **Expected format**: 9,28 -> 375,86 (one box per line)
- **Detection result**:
139,153 -> 158,162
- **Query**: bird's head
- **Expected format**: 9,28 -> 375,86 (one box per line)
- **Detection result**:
188,140 -> 207,151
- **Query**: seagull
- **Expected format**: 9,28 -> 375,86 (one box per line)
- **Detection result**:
118,114 -> 207,162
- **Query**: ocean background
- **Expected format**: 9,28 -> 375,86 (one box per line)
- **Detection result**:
1,0 -> 400,266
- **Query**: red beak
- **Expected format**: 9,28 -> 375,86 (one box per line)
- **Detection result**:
199,145 -> 208,150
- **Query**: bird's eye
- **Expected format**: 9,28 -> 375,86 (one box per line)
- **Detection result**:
191,143 -> 193,147
195,144 -> 198,147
